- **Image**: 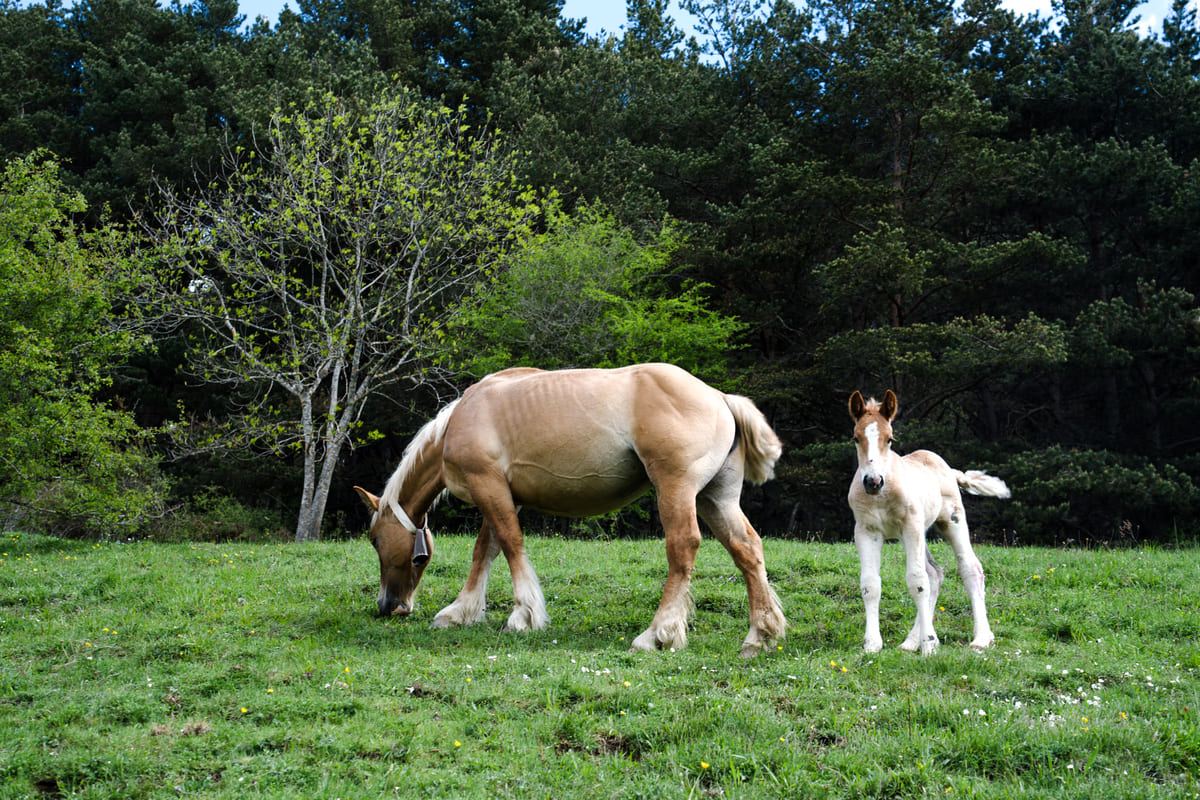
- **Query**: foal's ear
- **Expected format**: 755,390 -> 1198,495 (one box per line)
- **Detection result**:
881,390 -> 898,421
353,486 -> 380,513
848,391 -> 866,420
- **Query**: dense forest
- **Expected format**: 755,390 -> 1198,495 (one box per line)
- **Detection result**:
1,0 -> 1198,545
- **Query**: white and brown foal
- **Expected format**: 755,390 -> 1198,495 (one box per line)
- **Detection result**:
848,390 -> 1009,655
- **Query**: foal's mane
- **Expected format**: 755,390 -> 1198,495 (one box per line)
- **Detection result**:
380,399 -> 459,510
857,396 -> 887,419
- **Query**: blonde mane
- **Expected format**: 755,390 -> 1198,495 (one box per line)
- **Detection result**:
380,399 -> 459,512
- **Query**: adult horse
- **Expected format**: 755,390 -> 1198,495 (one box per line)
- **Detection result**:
848,390 -> 1008,655
354,363 -> 787,658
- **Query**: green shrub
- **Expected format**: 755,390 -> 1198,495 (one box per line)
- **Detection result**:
990,446 -> 1200,545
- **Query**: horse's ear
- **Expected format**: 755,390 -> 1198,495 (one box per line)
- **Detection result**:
849,391 -> 866,420
881,390 -> 898,421
353,486 -> 380,513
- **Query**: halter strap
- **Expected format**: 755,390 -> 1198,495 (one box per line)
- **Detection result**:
390,499 -> 431,566
387,498 -> 421,534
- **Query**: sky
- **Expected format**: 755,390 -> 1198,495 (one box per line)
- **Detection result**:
231,0 -> 1187,40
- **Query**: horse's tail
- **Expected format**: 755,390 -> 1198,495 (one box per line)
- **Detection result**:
956,470 -> 1011,499
724,394 -> 782,485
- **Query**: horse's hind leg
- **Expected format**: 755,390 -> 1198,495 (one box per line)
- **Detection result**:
940,508 -> 994,649
631,488 -> 702,653
698,490 -> 787,658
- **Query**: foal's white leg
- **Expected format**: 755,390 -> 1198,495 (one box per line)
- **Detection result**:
854,525 -> 885,653
900,528 -> 939,655
943,518 -> 994,649
902,547 -> 945,652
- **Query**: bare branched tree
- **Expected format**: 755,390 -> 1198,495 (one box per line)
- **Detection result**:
141,88 -> 540,541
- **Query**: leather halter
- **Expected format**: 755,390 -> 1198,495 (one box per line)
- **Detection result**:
386,499 -> 430,566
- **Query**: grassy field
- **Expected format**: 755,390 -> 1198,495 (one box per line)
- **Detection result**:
0,530 -> 1197,799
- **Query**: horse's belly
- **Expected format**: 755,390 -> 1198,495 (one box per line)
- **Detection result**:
506,453 -> 651,517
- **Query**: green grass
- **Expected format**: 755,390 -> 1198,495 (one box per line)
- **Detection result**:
1,531 -> 1197,799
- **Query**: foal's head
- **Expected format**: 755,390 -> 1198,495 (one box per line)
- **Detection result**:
848,390 -> 898,495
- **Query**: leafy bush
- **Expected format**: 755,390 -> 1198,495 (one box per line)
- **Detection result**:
447,204 -> 744,383
0,153 -> 166,538
989,446 -> 1200,546
146,491 -> 290,543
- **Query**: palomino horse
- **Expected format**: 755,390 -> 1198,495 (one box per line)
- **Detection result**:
848,390 -> 1009,655
354,363 -> 787,657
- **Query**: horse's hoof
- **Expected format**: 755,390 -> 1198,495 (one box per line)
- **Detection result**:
629,631 -> 658,652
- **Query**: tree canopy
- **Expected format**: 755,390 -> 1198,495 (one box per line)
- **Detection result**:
2,0 -> 1198,543
140,88 -> 543,541
0,153 -> 163,536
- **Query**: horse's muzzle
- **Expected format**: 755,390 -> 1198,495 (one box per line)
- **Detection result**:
377,595 -> 412,616
862,474 -> 885,495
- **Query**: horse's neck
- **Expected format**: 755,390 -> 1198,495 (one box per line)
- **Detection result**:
399,438 -> 446,525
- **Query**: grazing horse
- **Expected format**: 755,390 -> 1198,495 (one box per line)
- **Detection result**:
354,363 -> 787,657
847,390 -> 1009,655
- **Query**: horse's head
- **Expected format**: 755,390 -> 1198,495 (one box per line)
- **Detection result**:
353,486 -> 433,616
848,390 -> 898,496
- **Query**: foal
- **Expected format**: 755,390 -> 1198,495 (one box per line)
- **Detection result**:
848,390 -> 1009,655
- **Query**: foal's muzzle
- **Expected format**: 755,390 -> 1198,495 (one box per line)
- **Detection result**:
862,474 -> 885,495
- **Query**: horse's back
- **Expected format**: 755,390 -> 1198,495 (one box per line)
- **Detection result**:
901,450 -> 968,529
441,364 -> 732,516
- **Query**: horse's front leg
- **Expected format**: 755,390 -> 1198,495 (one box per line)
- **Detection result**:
440,481 -> 549,632
854,524 -> 884,653
433,521 -> 501,628
899,526 -> 939,655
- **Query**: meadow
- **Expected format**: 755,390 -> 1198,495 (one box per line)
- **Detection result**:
0,530 -> 1196,799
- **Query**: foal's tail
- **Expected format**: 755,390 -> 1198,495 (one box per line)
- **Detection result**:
956,470 -> 1012,499
724,394 -> 782,485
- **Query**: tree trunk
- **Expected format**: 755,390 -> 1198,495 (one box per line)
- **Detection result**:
294,380 -> 360,543
295,394 -> 321,542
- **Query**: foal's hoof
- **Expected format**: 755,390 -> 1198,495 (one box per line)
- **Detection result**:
901,634 -> 940,655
